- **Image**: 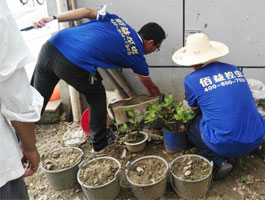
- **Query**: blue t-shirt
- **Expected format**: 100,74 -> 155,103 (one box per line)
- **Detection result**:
185,62 -> 265,157
48,12 -> 149,76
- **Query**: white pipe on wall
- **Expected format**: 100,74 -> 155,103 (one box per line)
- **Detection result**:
69,86 -> 81,122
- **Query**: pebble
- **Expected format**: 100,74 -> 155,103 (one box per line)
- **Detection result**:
187,160 -> 193,165
136,167 -> 144,173
184,170 -> 191,176
183,165 -> 191,171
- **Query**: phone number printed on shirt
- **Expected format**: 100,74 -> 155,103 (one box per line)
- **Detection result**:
200,70 -> 246,92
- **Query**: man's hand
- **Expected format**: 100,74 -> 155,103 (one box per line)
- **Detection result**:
33,17 -> 54,28
21,146 -> 40,177
11,121 -> 40,177
146,84 -> 160,96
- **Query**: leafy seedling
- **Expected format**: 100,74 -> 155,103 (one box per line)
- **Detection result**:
240,175 -> 248,183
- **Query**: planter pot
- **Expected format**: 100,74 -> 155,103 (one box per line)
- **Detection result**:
77,156 -> 121,200
126,155 -> 169,200
40,147 -> 83,191
108,95 -> 161,124
163,129 -> 187,154
124,131 -> 148,152
170,154 -> 213,199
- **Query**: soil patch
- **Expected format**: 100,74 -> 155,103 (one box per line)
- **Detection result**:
42,147 -> 82,171
127,157 -> 167,185
171,155 -> 211,180
125,132 -> 145,143
79,158 -> 119,187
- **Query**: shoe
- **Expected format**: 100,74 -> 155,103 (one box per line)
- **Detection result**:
91,132 -> 116,155
107,131 -> 116,145
213,161 -> 233,180
91,145 -> 109,155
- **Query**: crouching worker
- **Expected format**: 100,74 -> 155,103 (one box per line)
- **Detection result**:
172,33 -> 265,180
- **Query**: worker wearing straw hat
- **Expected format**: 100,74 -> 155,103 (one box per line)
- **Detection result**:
172,33 -> 265,180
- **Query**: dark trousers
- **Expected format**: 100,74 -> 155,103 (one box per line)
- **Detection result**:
31,41 -> 107,151
0,176 -> 29,200
186,114 -> 225,166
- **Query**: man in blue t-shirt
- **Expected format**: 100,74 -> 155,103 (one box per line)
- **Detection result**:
172,33 -> 265,180
31,7 -> 166,152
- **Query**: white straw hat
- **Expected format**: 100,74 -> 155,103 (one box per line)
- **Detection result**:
172,33 -> 229,66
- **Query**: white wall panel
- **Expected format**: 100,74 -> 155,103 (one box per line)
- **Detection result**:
186,0 -> 265,67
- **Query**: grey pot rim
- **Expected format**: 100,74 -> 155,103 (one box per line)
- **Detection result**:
40,146 -> 83,173
124,131 -> 148,146
125,155 -> 169,187
77,156 -> 121,189
170,154 -> 213,183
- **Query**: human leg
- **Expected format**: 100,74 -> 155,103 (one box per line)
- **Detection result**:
31,41 -> 60,114
187,114 -> 225,165
0,176 -> 29,200
187,114 -> 232,179
84,84 -> 107,151
52,52 -> 108,151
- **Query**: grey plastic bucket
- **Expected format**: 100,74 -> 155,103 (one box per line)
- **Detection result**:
77,156 -> 121,200
40,146 -> 83,191
124,131 -> 148,152
126,155 -> 169,199
170,154 -> 213,199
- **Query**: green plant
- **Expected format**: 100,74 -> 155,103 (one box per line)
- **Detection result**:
144,93 -> 195,132
126,108 -> 143,132
174,102 -> 195,123
160,93 -> 194,124
159,93 -> 177,123
106,118 -> 130,144
144,102 -> 161,124
240,175 -> 248,183
120,123 -> 129,133
108,108 -> 145,144
124,108 -> 146,143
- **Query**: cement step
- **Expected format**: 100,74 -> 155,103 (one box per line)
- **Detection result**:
38,100 -> 62,124
45,99 -> 61,112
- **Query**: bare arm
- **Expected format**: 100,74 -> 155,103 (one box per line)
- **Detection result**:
11,121 -> 40,177
184,93 -> 201,114
137,75 -> 160,96
33,8 -> 98,28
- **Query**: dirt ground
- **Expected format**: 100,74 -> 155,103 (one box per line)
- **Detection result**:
25,121 -> 265,200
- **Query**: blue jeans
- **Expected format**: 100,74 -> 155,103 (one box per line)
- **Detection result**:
0,176 -> 29,200
186,114 -> 225,166
31,42 -> 107,151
